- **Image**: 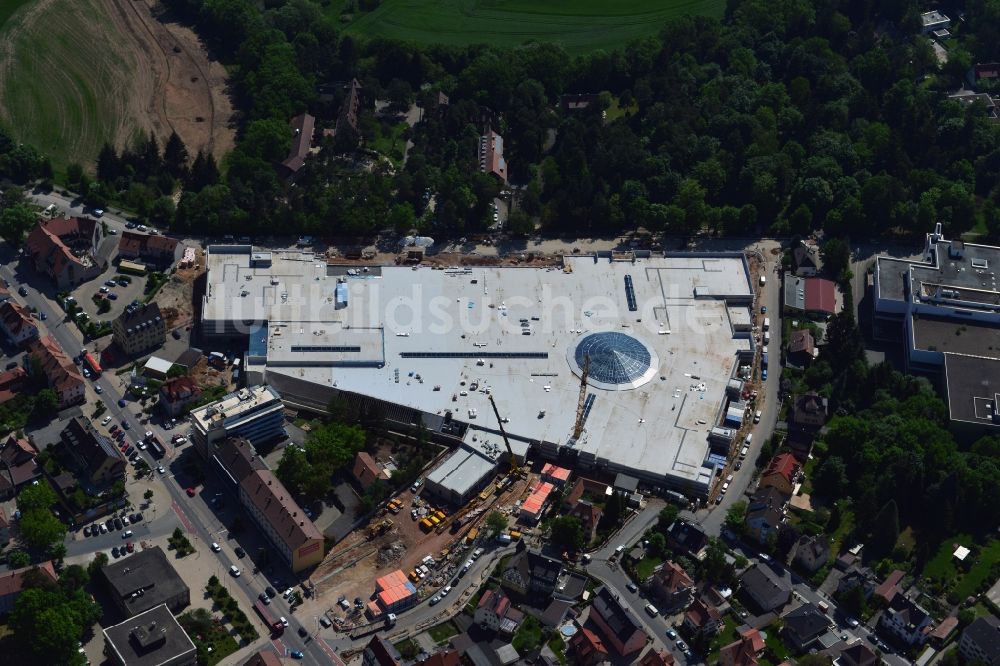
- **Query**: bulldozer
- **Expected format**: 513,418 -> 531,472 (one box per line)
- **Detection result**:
366,518 -> 393,540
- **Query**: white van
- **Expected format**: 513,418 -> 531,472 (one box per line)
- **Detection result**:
759,275 -> 766,287
44,204 -> 57,216
745,433 -> 753,446
763,331 -> 770,344
645,603 -> 659,617
739,445 -> 749,459
763,317 -> 770,331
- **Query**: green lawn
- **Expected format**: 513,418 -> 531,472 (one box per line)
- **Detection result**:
427,620 -> 459,644
634,554 -> 664,581
954,539 -> 1000,599
924,534 -> 970,585
370,119 -> 409,165
337,0 -> 725,54
512,616 -> 543,653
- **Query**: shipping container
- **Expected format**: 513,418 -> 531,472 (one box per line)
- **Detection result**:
465,528 -> 479,545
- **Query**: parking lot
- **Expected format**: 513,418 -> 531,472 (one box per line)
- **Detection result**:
69,266 -> 148,323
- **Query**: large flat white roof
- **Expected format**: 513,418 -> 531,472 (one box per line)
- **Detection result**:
205,249 -> 754,493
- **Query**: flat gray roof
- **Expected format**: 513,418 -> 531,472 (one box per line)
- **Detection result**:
944,353 -> 1000,427
912,315 -> 1000,358
102,604 -> 196,666
207,251 -> 753,493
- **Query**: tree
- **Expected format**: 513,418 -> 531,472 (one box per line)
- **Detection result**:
549,515 -> 585,551
31,389 -> 59,421
486,511 -> 507,536
20,508 -> 66,551
647,532 -> 667,557
87,552 -> 108,577
163,131 -> 190,179
869,499 -> 900,560
0,203 -> 38,247
7,550 -> 30,568
725,501 -> 747,533
821,237 -> 851,281
144,489 -> 154,501
657,504 -> 680,531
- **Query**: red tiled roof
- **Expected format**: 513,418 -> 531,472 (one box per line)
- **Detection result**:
541,463 -> 571,482
25,217 -> 96,278
875,570 -> 905,602
639,649 -> 675,666
740,627 -> 765,653
570,499 -> 603,528
415,651 -> 460,666
28,335 -> 83,396
160,376 -> 201,402
239,470 -> 323,552
0,301 -> 37,339
242,649 -> 283,666
804,278 -> 837,314
763,453 -> 799,484
118,231 -> 179,257
0,561 -> 56,598
684,598 -> 721,629
931,616 -> 958,640
653,561 -> 693,593
571,627 -> 609,659
0,367 -> 26,404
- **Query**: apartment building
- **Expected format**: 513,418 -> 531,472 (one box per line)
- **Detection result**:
190,385 -> 286,453
112,302 -> 165,357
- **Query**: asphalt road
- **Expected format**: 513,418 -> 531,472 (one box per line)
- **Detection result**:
2,256 -> 337,664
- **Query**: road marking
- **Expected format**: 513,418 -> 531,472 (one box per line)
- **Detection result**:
171,500 -> 195,533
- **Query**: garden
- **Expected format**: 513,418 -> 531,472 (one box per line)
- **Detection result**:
204,576 -> 259,642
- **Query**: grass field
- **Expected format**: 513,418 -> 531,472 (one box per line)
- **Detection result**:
0,0 -> 32,29
338,0 -> 725,54
0,0 -> 146,174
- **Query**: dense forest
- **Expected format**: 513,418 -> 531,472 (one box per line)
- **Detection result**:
3,0 -> 1000,242
22,0 -> 977,240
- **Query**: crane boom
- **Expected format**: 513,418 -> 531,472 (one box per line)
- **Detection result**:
487,394 -> 515,462
573,354 -> 590,438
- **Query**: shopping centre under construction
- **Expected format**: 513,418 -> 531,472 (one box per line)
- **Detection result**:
202,246 -> 758,500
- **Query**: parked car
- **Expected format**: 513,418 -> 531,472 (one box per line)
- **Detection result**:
429,595 -> 441,605
212,542 -> 221,552
230,565 -> 241,577
186,487 -> 196,497
290,651 -> 303,660
94,385 -> 101,393
83,525 -> 91,536
111,546 -> 120,558
626,582 -> 638,593
126,541 -> 134,553
235,547 -> 245,558
121,530 -> 132,539
101,416 -> 112,426
259,592 -> 270,604
157,465 -> 165,474
297,627 -> 308,638
666,628 -> 677,640
108,293 -> 117,300
105,280 -> 116,287
113,518 -> 123,530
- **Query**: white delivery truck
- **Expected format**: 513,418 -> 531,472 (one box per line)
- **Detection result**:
763,317 -> 770,331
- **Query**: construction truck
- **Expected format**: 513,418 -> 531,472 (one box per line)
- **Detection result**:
367,519 -> 393,540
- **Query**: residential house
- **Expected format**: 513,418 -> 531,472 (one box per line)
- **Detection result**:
112,302 -> 165,357
758,453 -> 800,496
0,300 -> 38,346
959,615 -> 1000,666
930,616 -> 959,646
0,434 -> 40,499
559,93 -> 600,112
361,634 -> 402,666
0,367 -> 27,405
794,535 -> 830,574
974,63 -> 1000,83
59,416 -> 126,487
920,10 -> 950,34
647,561 -> 694,611
159,376 -> 202,417
787,330 -> 817,366
25,217 -> 105,287
352,451 -> 389,490
720,628 -> 765,666
783,603 -> 831,651
784,276 -> 838,318
589,586 -> 648,655
501,548 -> 562,597
562,477 -> 608,510
116,231 -> 179,266
337,79 -> 363,136
793,241 -> 822,276
474,589 -> 522,635
27,335 -> 85,407
879,595 -> 933,647
568,500 -> 602,543
666,520 -> 710,559
874,570 -> 904,605
836,566 -> 876,599
279,113 -> 315,178
569,627 -> 610,666
239,469 -> 325,572
745,486 -> 786,544
739,564 -> 791,614
682,598 -> 722,639
948,91 -> 999,119
790,392 -> 829,430
243,651 -> 283,666
479,129 -> 508,183
414,651 -> 461,666
639,649 -> 675,666
0,561 -> 57,614
835,641 -> 879,666
101,546 -> 190,617
541,463 -> 571,486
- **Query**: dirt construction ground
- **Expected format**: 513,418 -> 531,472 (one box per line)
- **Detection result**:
301,473 -> 534,627
154,255 -> 205,331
